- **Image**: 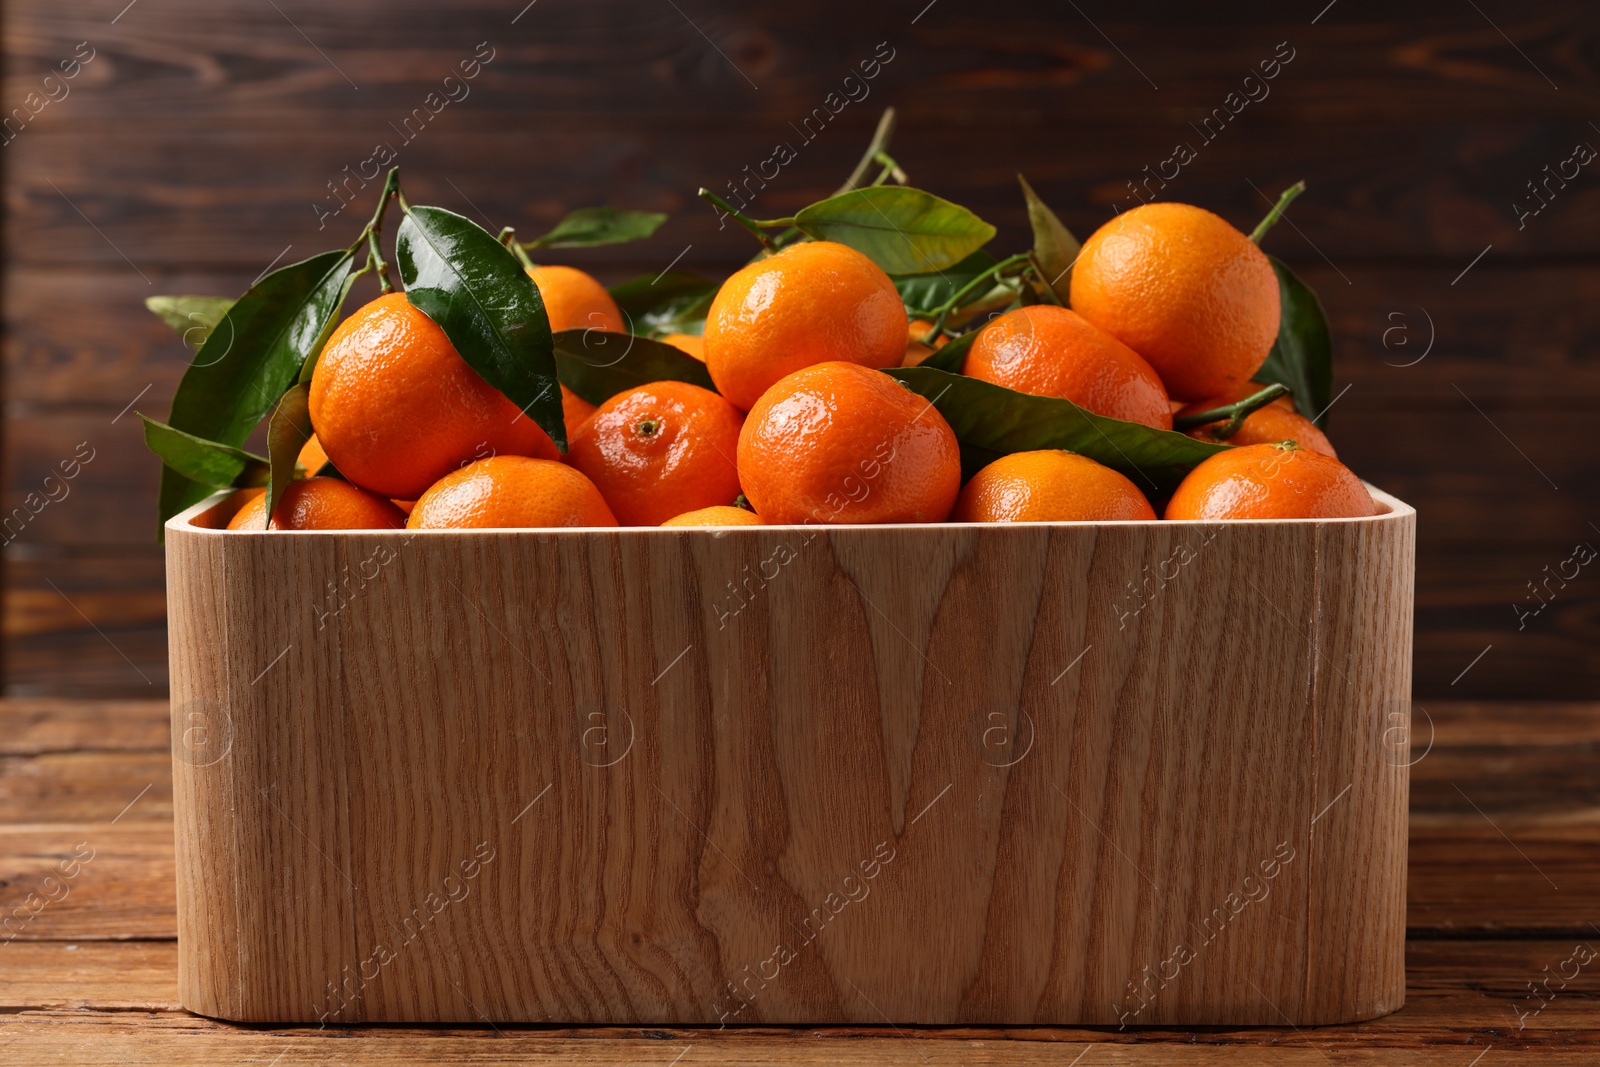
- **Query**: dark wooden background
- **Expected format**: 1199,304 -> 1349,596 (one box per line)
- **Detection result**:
2,0 -> 1595,700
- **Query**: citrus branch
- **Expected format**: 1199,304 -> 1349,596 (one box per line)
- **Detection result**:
929,252 -> 1031,340
1173,382 -> 1291,437
1249,181 -> 1305,245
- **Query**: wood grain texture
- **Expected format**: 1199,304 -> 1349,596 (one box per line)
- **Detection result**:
8,701 -> 1596,946
1,941 -> 1598,1059
162,492 -> 1414,1025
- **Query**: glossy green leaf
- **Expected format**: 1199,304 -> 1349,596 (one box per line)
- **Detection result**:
892,251 -> 997,317
396,205 -> 564,449
1255,256 -> 1334,428
554,329 -> 715,406
1018,175 -> 1080,302
528,206 -> 667,249
145,295 -> 236,350
140,415 -> 269,489
914,328 -> 978,373
298,269 -> 365,386
264,384 -> 314,530
156,249 -> 355,533
608,271 -> 719,337
887,366 -> 1227,494
793,187 -> 997,274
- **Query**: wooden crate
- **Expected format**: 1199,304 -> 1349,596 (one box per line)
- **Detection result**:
166,488 -> 1414,1026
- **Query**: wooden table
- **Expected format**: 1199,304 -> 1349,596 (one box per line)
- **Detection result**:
1,699 -> 1595,1064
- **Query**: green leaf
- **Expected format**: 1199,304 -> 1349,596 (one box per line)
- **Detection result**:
145,295 -> 236,350
396,205 -> 564,450
886,366 -> 1227,494
554,329 -> 715,406
156,249 -> 355,533
265,384 -> 314,530
1255,256 -> 1334,428
608,271 -> 719,337
140,415 -> 269,489
892,251 -> 997,317
298,269 -> 365,386
1018,175 -> 1080,302
915,328 -> 978,373
793,187 -> 997,274
527,207 -> 667,249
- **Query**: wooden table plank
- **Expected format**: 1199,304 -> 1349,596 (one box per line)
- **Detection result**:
0,939 -> 1594,1056
0,699 -> 168,755
0,1018 -> 1539,1067
0,940 -> 1593,1043
0,824 -> 174,940
0,753 -> 171,823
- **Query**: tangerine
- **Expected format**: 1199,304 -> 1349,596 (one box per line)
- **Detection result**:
962,305 -> 1172,429
954,451 -> 1156,522
296,434 -> 329,474
309,293 -> 560,500
526,264 -> 625,333
561,384 -> 596,437
662,333 -> 705,361
704,241 -> 906,410
566,381 -> 744,526
226,477 -> 406,531
407,456 -> 617,529
902,319 -> 947,367
661,505 -> 763,527
1164,443 -> 1374,520
737,361 -> 960,525
1070,202 -> 1280,401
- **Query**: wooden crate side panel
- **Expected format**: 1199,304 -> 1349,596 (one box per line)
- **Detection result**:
164,511 -> 1413,1025
1300,512 -> 1415,1022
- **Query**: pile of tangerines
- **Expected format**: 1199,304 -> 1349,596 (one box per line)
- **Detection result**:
223,201 -> 1373,533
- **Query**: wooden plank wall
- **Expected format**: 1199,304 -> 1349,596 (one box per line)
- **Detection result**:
2,0 -> 1596,699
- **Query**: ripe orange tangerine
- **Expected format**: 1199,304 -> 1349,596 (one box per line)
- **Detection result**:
296,434 -> 329,474
962,305 -> 1173,429
903,319 -> 947,367
309,293 -> 560,500
407,456 -> 617,529
954,451 -> 1156,522
705,241 -> 907,411
226,477 -> 406,531
561,384 -> 596,438
1070,202 -> 1280,401
566,381 -> 744,527
526,264 -> 625,333
661,505 -> 763,527
737,361 -> 961,525
1165,443 -> 1374,520
662,333 -> 705,361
